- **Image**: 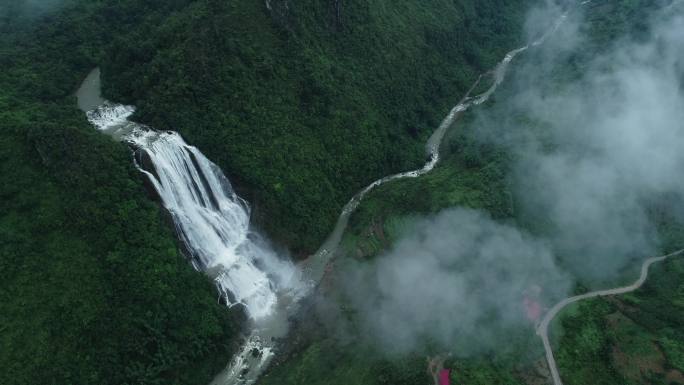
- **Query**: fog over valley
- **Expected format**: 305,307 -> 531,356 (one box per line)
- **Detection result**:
334,0 -> 684,362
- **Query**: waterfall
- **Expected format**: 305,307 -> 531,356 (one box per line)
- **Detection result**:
86,102 -> 304,320
79,4 -> 574,377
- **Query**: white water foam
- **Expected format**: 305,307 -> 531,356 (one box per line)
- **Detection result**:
87,102 -> 135,131
87,104 -> 305,320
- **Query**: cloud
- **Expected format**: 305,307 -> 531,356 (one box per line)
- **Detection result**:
341,208 -> 571,355
336,1 -> 684,356
489,3 -> 684,283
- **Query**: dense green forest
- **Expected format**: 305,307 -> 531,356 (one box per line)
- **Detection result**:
344,0 -> 677,259
0,0 -> 542,383
99,0 -> 536,254
0,2 -> 243,384
259,0 -> 684,384
4,0 -> 681,384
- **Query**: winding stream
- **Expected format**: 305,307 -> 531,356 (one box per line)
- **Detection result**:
299,12 -> 570,287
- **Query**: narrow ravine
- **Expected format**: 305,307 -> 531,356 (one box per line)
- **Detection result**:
537,249 -> 684,385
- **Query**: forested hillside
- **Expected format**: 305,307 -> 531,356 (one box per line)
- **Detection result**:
99,0 -> 535,254
0,0 -> 536,383
0,2 -> 243,384
283,1 -> 684,384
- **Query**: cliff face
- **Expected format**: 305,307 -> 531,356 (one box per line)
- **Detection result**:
101,0 -> 535,254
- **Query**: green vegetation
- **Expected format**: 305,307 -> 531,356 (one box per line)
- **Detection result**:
341,0 -> 682,261
3,0 -> 682,384
261,1 -> 684,384
260,320 -> 530,385
525,2 -> 684,383
100,0 -> 535,254
344,111 -> 513,258
0,1 -> 243,384
262,341 -> 429,385
555,256 -> 684,384
0,0 -> 546,383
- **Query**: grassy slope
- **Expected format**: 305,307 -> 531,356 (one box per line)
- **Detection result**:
100,0 -> 534,254
0,2 -> 243,384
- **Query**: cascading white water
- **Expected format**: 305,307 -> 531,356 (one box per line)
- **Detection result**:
78,75 -> 307,382
87,102 -> 135,131
85,103 -> 304,321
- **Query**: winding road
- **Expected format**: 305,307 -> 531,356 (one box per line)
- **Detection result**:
537,249 -> 684,385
